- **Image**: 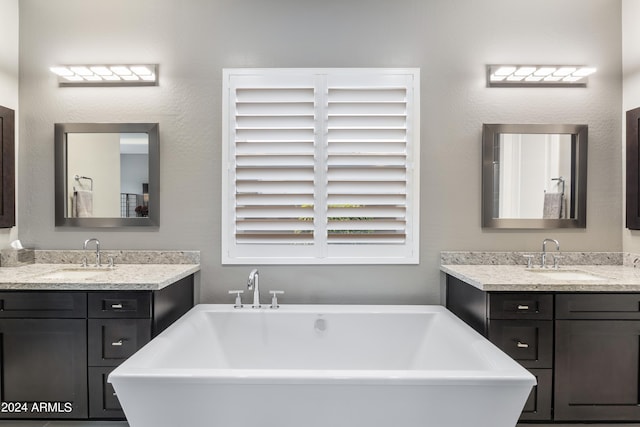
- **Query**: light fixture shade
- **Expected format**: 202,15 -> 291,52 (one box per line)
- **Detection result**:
487,65 -> 595,87
50,64 -> 158,86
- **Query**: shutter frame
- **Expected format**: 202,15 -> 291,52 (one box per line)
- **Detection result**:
222,68 -> 420,264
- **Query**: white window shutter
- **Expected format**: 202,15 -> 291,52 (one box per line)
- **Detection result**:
222,69 -> 419,264
326,78 -> 411,246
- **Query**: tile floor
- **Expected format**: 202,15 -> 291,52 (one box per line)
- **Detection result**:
0,422 -> 637,427
0,422 -> 636,427
0,422 -> 128,427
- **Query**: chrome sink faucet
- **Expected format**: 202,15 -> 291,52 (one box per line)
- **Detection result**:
247,269 -> 261,308
541,238 -> 560,268
83,238 -> 101,267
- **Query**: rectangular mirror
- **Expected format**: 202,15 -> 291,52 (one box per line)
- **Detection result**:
482,124 -> 587,229
55,123 -> 159,227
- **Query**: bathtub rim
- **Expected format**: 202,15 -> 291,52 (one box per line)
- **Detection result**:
109,304 -> 535,387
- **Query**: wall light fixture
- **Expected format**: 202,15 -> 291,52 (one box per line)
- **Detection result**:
487,65 -> 596,87
50,64 -> 158,86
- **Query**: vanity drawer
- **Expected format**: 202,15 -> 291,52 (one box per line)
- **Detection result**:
88,318 -> 151,366
520,368 -> 552,421
489,293 -> 553,320
88,291 -> 151,318
556,293 -> 640,319
0,291 -> 86,318
488,319 -> 553,368
88,366 -> 124,419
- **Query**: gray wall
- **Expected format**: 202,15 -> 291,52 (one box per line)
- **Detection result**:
18,0 -> 622,304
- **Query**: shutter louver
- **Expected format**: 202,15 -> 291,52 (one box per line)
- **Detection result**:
326,86 -> 409,244
223,69 -> 419,264
233,86 -> 316,245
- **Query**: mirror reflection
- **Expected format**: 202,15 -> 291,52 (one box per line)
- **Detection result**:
66,133 -> 149,218
482,124 -> 587,229
55,123 -> 159,227
494,133 -> 573,219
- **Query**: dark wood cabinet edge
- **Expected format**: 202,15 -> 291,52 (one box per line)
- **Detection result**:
627,106 -> 640,229
152,274 -> 194,336
445,275 -> 488,335
0,105 -> 15,229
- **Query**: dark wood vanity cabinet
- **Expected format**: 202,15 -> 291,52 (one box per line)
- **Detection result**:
555,294 -> 640,421
488,295 -> 554,421
0,292 -> 88,419
447,275 -> 640,423
87,292 -> 152,419
446,278 -> 553,421
0,274 -> 194,421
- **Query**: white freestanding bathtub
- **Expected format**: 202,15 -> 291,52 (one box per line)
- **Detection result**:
109,304 -> 535,427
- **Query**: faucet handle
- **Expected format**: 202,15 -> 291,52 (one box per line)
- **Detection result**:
228,290 -> 244,308
552,254 -> 564,269
81,256 -> 88,268
523,254 -> 535,269
269,290 -> 284,309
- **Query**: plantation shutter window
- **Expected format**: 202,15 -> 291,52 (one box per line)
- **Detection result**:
222,69 -> 420,264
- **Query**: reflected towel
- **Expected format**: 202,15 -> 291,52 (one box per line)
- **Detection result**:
74,190 -> 93,218
543,192 -> 563,219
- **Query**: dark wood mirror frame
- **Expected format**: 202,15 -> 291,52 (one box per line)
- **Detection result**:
0,106 -> 15,228
627,107 -> 640,229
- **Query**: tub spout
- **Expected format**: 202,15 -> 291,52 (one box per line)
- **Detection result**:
247,269 -> 260,308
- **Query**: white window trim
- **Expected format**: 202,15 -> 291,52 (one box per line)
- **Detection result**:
222,68 -> 420,265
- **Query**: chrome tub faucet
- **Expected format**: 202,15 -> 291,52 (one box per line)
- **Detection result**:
247,269 -> 261,308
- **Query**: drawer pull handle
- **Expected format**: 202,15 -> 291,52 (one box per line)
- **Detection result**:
112,340 -> 124,346
112,392 -> 117,396
111,303 -> 123,309
517,341 -> 529,348
517,305 -> 529,310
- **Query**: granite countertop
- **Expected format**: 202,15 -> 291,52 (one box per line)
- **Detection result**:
0,249 -> 200,291
441,264 -> 640,292
0,263 -> 200,290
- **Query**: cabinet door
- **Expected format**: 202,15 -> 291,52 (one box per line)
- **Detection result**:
0,319 -> 87,419
88,366 -> 124,419
520,369 -> 552,421
489,293 -> 553,320
556,294 -> 640,320
88,292 -> 151,319
555,320 -> 640,421
0,292 -> 86,318
88,318 -> 151,366
488,319 -> 553,369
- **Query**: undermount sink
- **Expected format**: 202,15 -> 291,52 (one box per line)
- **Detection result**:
36,267 -> 114,281
526,269 -> 606,281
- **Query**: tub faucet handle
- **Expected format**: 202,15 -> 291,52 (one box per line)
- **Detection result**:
228,290 -> 244,309
269,290 -> 284,309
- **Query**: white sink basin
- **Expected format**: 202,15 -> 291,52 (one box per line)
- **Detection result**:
36,267 -> 114,281
526,269 -> 606,281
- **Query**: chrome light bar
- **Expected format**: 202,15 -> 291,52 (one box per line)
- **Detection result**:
50,64 -> 158,86
487,65 -> 596,87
